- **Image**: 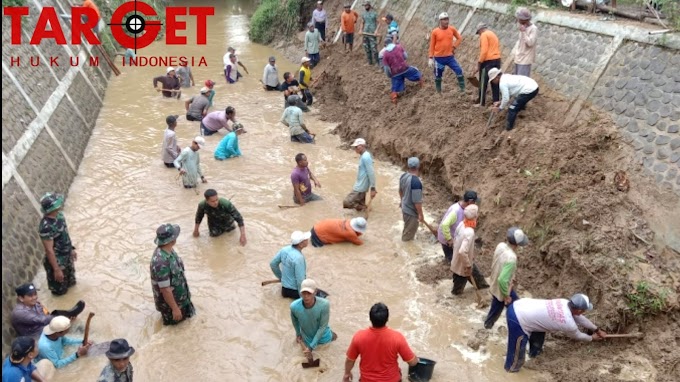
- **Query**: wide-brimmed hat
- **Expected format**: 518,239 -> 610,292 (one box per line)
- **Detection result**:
488,68 -> 502,83
44,316 -> 71,335
515,7 -> 532,21
155,223 -> 180,246
105,338 -> 136,359
350,217 -> 367,234
40,192 -> 64,214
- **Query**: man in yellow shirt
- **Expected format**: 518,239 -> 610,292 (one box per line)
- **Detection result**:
428,12 -> 465,93
473,23 -> 501,106
298,57 -> 314,106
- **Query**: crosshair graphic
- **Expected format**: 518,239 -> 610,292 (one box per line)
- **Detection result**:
107,0 -> 163,53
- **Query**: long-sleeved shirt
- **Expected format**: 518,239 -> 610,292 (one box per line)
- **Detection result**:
312,8 -> 327,23
450,223 -> 475,276
281,106 -> 306,136
305,30 -> 322,54
262,63 -> 279,87
478,29 -> 501,63
498,74 -> 539,110
437,202 -> 464,244
352,151 -> 376,193
514,298 -> 597,341
195,197 -> 244,232
270,245 -> 307,292
312,219 -> 363,245
173,147 -> 203,187
161,128 -> 179,164
36,332 -> 82,369
429,26 -> 462,58
513,23 -> 538,65
382,44 -> 409,77
290,297 -> 333,350
97,363 -> 133,382
214,132 -> 241,160
152,75 -> 180,98
489,242 -> 518,300
10,302 -> 53,338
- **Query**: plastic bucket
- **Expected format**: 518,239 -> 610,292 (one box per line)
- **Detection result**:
408,357 -> 436,382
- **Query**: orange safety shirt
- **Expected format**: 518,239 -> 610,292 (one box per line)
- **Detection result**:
428,26 -> 462,58
341,10 -> 360,33
313,219 -> 363,245
479,29 -> 501,63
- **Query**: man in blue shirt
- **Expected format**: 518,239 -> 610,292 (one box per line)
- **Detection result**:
36,316 -> 91,369
290,279 -> 337,359
343,138 -> 377,211
270,231 -> 311,299
2,336 -> 49,382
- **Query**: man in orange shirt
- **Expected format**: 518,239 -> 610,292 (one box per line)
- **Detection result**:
428,12 -> 465,93
343,303 -> 419,382
81,0 -> 102,34
473,23 -> 502,106
310,217 -> 366,247
340,4 -> 359,52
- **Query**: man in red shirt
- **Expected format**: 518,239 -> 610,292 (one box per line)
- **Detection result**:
343,303 -> 419,382
381,37 -> 422,104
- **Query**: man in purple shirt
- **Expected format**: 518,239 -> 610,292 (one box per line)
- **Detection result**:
381,37 -> 422,104
11,283 -> 85,339
200,106 -> 236,136
291,153 -> 322,206
437,190 -> 478,263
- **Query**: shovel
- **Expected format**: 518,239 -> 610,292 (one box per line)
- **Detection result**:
82,312 -> 112,357
468,276 -> 489,309
486,111 -> 496,129
466,76 -> 480,88
422,220 -> 438,237
298,339 -> 320,368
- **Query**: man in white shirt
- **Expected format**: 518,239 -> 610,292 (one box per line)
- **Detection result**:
223,47 -> 249,80
488,68 -> 539,131
505,294 -> 607,372
161,115 -> 181,168
312,1 -> 327,41
262,56 -> 280,91
513,8 -> 538,77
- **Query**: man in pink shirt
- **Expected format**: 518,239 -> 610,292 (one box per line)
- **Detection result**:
381,37 -> 422,104
200,106 -> 236,136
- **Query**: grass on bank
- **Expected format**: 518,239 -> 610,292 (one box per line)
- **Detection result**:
249,0 -> 302,44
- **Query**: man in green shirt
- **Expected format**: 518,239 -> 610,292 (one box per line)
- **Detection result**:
193,189 -> 247,246
290,279 -> 337,358
360,1 -> 379,65
38,193 -> 77,296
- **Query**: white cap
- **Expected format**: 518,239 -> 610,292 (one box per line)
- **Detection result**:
317,0 -> 323,4
166,66 -> 175,73
350,138 -> 366,147
350,217 -> 367,234
439,12 -> 449,20
193,136 -> 205,148
300,279 -> 318,294
301,57 -> 311,64
488,68 -> 502,83
44,316 -> 71,335
200,87 -> 210,94
291,231 -> 312,245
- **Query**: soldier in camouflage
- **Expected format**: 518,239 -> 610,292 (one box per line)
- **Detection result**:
97,338 -> 134,382
193,189 -> 247,246
150,224 -> 195,325
38,193 -> 77,296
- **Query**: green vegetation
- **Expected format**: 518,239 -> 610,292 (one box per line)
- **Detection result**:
2,0 -> 25,6
626,280 -> 669,317
249,0 -> 303,44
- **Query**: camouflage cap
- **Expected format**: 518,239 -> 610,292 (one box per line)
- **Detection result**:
40,192 -> 64,214
155,224 -> 181,246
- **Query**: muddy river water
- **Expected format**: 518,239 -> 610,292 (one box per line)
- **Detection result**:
32,1 -> 548,380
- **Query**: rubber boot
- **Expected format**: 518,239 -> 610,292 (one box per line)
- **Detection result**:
435,78 -> 442,93
457,75 -> 465,92
390,92 -> 398,104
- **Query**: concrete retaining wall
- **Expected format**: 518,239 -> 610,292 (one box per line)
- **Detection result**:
1,0 -> 111,353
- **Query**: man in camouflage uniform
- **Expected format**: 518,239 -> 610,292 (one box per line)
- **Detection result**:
38,193 -> 77,296
97,338 -> 134,382
360,1 -> 379,65
150,224 -> 195,325
193,189 -> 247,246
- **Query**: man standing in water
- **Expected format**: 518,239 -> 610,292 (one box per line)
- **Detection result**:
437,190 -> 478,263
281,98 -> 315,143
360,1 -> 379,66
343,138 -> 376,211
11,283 -> 85,339
291,279 -> 337,358
450,204 -> 489,295
96,339 -> 135,382
224,54 -> 240,84
39,192 -> 77,296
223,47 -> 249,78
176,62 -> 195,88
299,57 -> 315,106
270,231 -> 312,299
428,12 -> 465,93
291,153 -> 322,205
193,189 -> 247,246
150,224 -> 195,325
399,157 -> 424,241
262,56 -> 280,91
204,80 -> 216,110
161,115 -> 181,168
153,67 -> 181,98
173,136 -> 207,189
184,87 -> 210,122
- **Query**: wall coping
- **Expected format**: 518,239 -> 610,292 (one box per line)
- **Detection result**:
448,0 -> 680,50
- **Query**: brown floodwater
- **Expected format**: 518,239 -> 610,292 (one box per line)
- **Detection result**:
33,1 -> 548,380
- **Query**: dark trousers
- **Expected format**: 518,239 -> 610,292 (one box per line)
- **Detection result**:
308,53 -> 320,69
484,290 -> 519,329
282,286 -> 328,299
478,59 -> 501,105
507,88 -> 539,131
301,89 -> 313,106
200,122 -> 218,136
265,84 -> 280,91
451,264 -> 489,295
315,21 -> 326,41
164,162 -> 175,168
441,243 -> 453,263
310,228 -> 325,248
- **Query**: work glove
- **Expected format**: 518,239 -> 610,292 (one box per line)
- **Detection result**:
427,58 -> 434,68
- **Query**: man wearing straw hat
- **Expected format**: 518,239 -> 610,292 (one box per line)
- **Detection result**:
150,224 -> 195,325
488,68 -> 539,131
153,67 -> 181,98
310,217 -> 367,247
97,339 -> 135,382
472,23 -> 501,107
513,8 -> 538,77
173,137 -> 207,189
39,192 -> 77,296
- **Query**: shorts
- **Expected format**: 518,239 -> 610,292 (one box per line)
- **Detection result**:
344,33 -> 354,45
343,191 -> 367,210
